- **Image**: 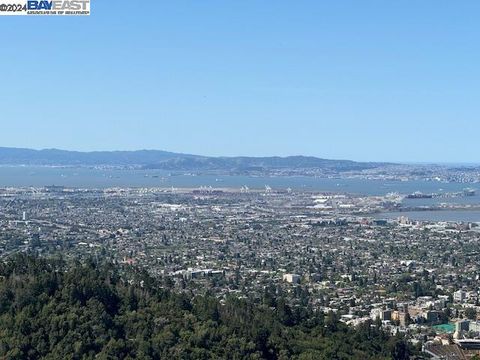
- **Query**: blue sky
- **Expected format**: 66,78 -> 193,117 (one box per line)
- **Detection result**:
0,1 -> 479,162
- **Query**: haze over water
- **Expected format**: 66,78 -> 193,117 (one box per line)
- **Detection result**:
3,166 -> 479,223
0,166 -> 476,192
0,165 -> 477,216
0,166 -> 476,194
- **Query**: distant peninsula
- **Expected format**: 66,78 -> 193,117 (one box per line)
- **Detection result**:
0,147 -> 390,174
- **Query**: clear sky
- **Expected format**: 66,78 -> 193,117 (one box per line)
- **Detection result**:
0,1 -> 479,162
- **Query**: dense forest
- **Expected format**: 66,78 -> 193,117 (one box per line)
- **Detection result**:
0,255 -> 414,359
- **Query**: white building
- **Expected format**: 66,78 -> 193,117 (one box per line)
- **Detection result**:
283,273 -> 301,284
454,290 -> 467,303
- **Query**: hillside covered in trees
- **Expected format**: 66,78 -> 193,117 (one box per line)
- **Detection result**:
0,255 -> 414,359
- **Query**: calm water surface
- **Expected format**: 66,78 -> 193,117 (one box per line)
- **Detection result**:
0,166 -> 477,194
1,166 -> 479,222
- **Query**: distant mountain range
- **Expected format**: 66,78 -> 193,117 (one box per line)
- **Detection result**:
0,147 -> 391,173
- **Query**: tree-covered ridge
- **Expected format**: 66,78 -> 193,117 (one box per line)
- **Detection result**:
0,255 -> 412,359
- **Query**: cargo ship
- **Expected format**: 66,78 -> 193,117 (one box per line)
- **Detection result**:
463,188 -> 476,196
406,191 -> 433,199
